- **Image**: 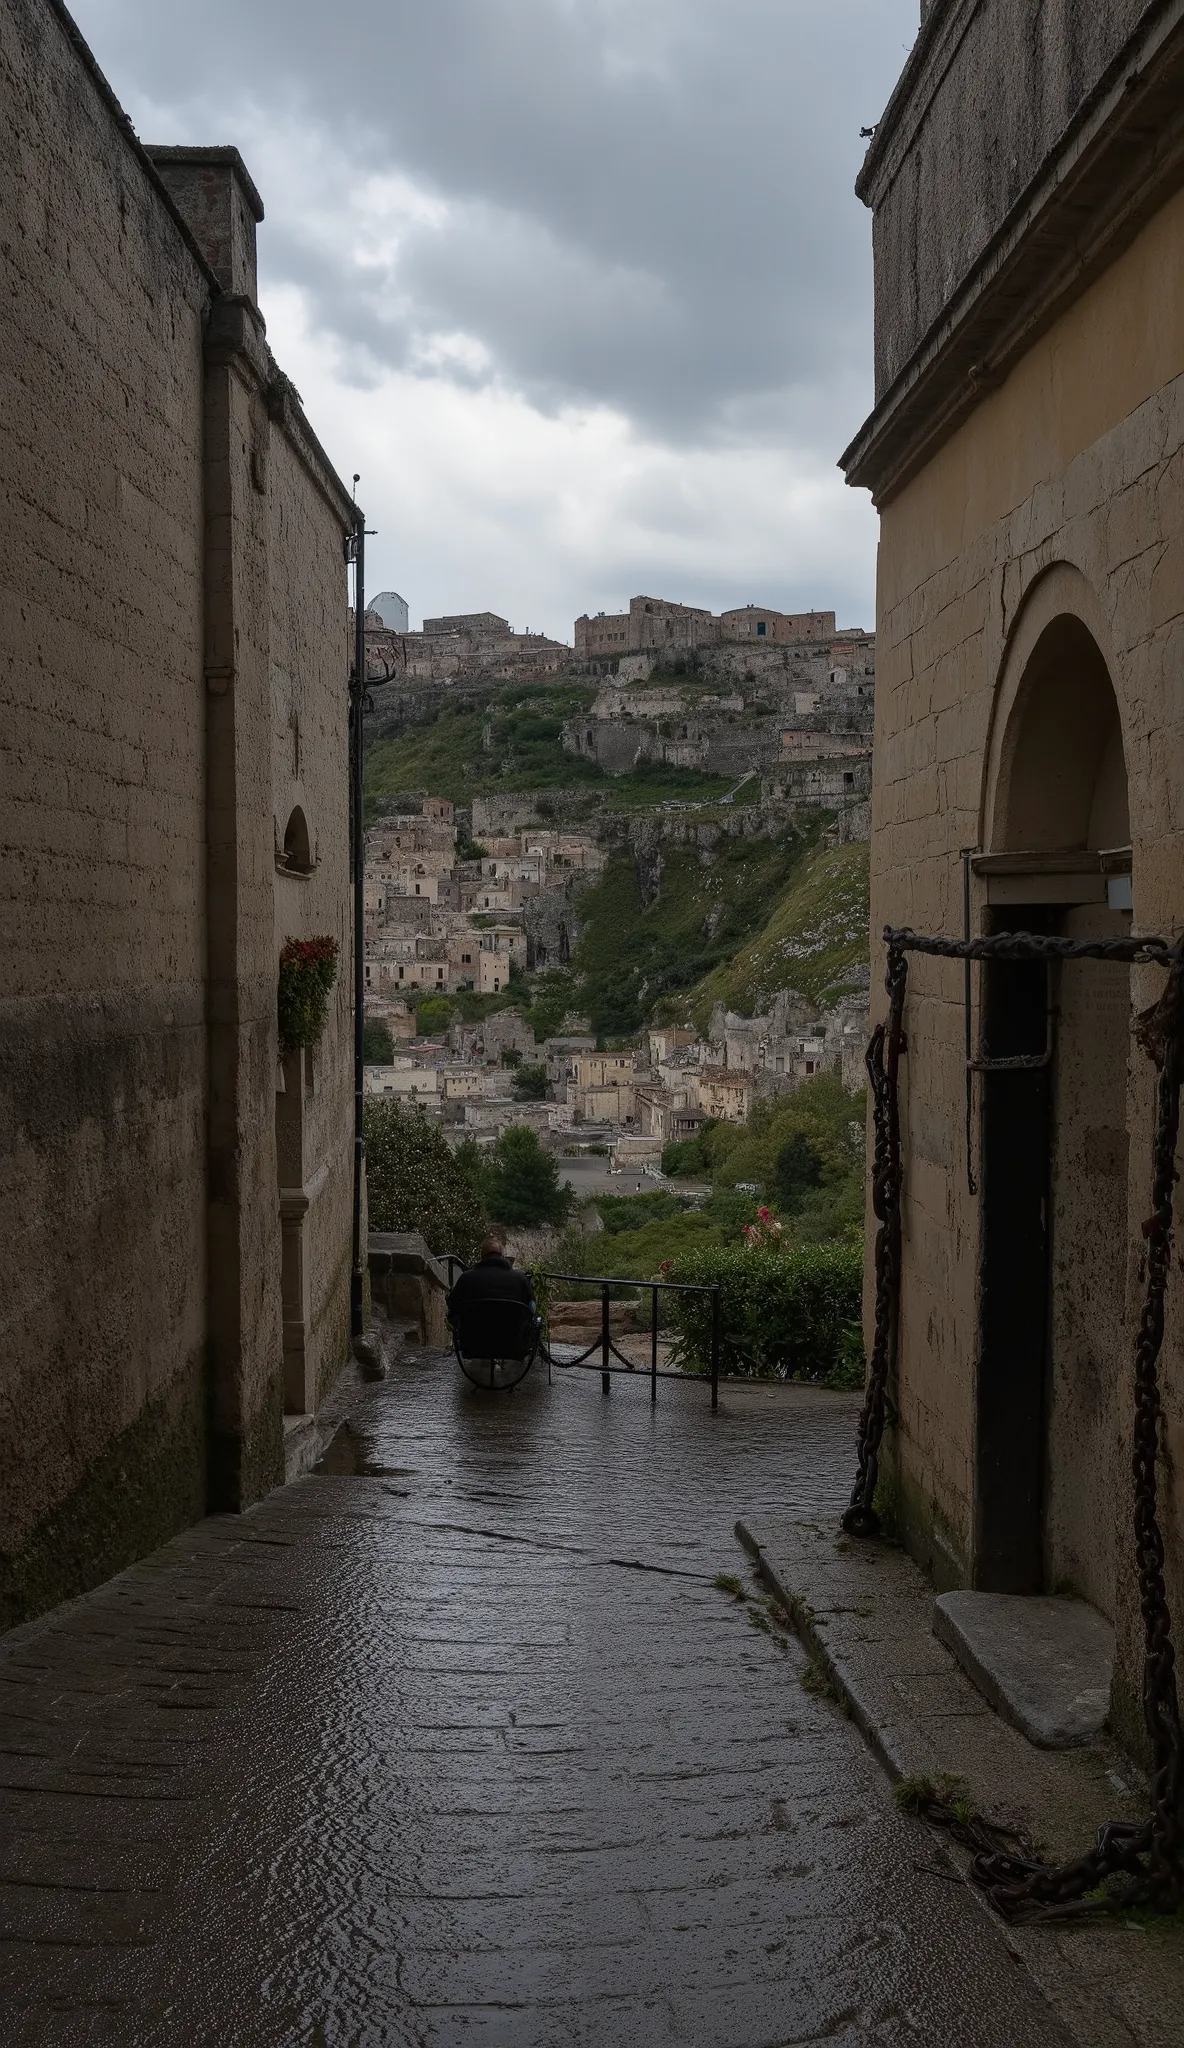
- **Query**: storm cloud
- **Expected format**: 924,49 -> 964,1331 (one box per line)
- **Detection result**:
70,0 -> 919,636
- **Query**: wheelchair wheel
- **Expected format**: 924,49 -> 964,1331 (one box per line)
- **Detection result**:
456,1347 -> 536,1392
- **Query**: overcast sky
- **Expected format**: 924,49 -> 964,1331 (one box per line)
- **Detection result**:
73,0 -> 918,640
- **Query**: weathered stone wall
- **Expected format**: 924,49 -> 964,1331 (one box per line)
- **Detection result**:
0,0 -> 356,1628
0,0 -> 212,1623
268,426 -> 354,1414
867,175 -> 1184,1742
863,0 -> 1154,396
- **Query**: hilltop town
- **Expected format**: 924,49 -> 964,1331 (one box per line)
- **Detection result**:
362,590 -> 874,1171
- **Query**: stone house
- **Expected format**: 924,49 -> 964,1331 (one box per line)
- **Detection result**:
843,0 -> 1184,1752
694,1071 -> 753,1126
1,1 -> 357,1626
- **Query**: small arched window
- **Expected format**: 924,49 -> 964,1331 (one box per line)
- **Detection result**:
281,806 -> 313,874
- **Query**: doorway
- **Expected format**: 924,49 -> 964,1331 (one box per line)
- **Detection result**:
975,612 -> 1131,1609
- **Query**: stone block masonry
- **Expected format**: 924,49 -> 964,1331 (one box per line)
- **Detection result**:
0,0 -> 357,1627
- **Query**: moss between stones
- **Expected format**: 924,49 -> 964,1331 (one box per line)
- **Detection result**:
0,1364 -> 207,1634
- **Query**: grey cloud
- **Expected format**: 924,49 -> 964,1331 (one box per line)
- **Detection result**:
73,0 -> 918,449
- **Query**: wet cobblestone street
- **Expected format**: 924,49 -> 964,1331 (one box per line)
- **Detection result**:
0,1357 -> 1075,2046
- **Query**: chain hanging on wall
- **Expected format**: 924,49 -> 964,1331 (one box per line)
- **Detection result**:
844,923 -> 1184,1919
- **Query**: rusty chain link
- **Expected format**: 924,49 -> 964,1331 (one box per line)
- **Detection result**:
842,941 -> 907,1538
844,924 -> 1184,1919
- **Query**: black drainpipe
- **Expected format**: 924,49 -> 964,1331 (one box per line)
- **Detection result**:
349,505 -> 366,1339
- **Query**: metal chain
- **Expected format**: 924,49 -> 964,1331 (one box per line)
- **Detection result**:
844,927 -> 1184,1918
842,942 -> 907,1537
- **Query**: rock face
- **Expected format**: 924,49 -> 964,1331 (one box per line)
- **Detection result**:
561,637 -> 875,795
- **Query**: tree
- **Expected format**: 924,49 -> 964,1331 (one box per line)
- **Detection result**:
775,1131 -> 825,1214
512,1063 -> 549,1100
484,1126 -> 572,1228
364,1101 -> 486,1260
415,995 -> 453,1037
362,1017 -> 394,1064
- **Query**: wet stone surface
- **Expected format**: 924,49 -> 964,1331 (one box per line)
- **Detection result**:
0,1358 -> 1074,2046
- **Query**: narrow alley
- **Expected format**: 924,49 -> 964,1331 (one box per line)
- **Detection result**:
1,1360 -> 1072,2046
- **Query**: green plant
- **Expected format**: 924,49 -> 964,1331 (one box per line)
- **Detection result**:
415,995 -> 454,1037
364,1101 -> 487,1260
483,1126 -> 573,1228
362,1018 -> 394,1064
278,936 -> 339,1054
660,1239 -> 862,1384
512,1063 -> 549,1100
775,1132 -> 825,1213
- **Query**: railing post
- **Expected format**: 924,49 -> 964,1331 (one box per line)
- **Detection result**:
650,1284 -> 658,1404
710,1287 -> 720,1412
601,1283 -> 611,1395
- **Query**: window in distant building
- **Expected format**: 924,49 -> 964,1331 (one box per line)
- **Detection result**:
844,772 -> 855,786
757,621 -> 767,637
415,884 -> 421,895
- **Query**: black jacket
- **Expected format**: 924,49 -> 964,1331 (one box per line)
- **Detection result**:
447,1253 -> 534,1318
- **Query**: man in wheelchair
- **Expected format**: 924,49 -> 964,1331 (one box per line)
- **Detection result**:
447,1232 -> 541,1390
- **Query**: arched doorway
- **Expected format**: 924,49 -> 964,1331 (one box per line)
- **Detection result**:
977,611 -> 1130,1610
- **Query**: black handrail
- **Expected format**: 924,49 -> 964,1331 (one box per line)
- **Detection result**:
539,1270 -> 721,1409
438,1257 -> 722,1406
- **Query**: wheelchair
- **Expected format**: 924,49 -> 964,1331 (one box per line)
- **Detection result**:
448,1294 -> 543,1392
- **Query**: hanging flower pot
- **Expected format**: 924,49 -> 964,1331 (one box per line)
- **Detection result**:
278,935 -> 339,1054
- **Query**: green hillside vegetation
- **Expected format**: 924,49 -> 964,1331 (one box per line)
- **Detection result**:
364,683 -> 737,815
664,1072 -> 867,1244
365,683 -> 601,810
571,827 -> 818,1038
669,837 -> 869,1028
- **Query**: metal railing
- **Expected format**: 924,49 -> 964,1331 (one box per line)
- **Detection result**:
439,1257 -> 723,1407
540,1272 -> 722,1409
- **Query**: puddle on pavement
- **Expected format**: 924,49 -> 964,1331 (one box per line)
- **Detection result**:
314,1423 -> 417,1480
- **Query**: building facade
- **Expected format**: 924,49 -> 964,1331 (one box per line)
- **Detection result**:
844,0 -> 1184,1751
1,0 -> 356,1627
574,595 -> 837,662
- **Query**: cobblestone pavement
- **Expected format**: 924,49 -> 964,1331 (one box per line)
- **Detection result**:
0,1357 -> 1076,2047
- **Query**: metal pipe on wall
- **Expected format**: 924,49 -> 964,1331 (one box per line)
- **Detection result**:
350,508 -> 366,1339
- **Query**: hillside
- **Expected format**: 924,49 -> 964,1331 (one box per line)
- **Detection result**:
669,838 -> 870,1029
364,680 -> 736,815
569,827 -> 819,1038
361,666 -> 872,1041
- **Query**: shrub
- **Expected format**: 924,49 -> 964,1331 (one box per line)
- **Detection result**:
660,1240 -> 863,1387
415,994 -> 454,1037
775,1132 -> 824,1213
513,1063 -> 549,1100
364,1101 -> 486,1261
362,1018 -> 394,1064
483,1125 -> 573,1228
278,936 -> 339,1054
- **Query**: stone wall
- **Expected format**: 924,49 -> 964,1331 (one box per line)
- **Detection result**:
0,0 -> 213,1626
268,425 -> 354,1417
860,0 -> 1153,396
864,169 -> 1184,1744
0,0 -> 356,1628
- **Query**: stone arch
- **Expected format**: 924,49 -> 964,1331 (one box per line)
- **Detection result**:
981,562 -> 1129,856
282,804 -> 313,873
973,562 -> 1132,1615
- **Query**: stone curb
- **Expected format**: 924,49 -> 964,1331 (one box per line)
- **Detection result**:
734,1511 -> 1184,2048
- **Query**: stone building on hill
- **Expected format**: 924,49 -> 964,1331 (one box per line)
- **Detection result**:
574,595 -> 837,662
1,0 -> 357,1627
845,0 -> 1184,1755
360,607 -> 569,685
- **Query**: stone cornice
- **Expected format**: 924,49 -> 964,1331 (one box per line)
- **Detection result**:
204,300 -> 356,534
843,2 -> 1184,505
